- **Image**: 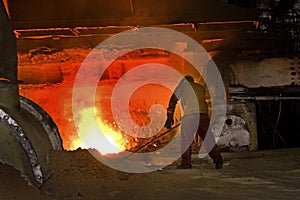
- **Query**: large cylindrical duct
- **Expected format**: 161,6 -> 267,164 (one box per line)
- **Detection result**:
0,84 -> 63,187
0,0 -> 63,187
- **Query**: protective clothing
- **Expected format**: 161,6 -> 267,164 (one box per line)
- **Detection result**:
167,76 -> 208,115
164,110 -> 174,129
165,75 -> 223,169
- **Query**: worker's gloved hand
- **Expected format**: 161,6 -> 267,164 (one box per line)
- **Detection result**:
164,111 -> 174,129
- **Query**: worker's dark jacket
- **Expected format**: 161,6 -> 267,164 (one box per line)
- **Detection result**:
168,80 -> 208,115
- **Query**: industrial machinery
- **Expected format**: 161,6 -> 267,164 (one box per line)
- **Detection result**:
0,1 -> 63,187
1,0 -> 299,186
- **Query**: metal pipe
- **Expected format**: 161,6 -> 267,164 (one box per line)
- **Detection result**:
231,96 -> 300,100
0,0 -> 63,187
0,0 -> 17,84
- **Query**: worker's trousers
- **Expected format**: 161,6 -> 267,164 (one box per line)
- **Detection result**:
180,113 -> 223,167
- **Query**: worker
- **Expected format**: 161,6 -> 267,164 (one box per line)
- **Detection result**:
164,75 -> 223,169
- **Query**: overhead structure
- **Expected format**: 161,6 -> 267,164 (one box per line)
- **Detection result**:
6,0 -> 258,28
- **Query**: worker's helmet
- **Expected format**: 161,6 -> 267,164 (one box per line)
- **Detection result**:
184,75 -> 194,83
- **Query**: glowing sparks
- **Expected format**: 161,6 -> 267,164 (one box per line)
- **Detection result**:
74,107 -> 127,155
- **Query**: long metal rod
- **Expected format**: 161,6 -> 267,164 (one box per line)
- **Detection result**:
132,123 -> 181,153
232,96 -> 300,100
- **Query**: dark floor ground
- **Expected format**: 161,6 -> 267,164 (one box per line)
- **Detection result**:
0,148 -> 299,200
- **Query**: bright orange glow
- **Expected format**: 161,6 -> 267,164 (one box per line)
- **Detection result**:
73,107 -> 127,155
18,48 -> 201,154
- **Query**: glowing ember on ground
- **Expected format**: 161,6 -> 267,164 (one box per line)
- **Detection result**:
74,107 -> 127,155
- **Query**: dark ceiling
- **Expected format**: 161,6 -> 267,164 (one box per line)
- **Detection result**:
7,0 -> 258,29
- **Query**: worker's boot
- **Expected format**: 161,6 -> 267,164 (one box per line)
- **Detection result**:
178,146 -> 192,169
209,145 -> 223,169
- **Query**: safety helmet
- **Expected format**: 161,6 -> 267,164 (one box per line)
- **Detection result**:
184,75 -> 194,83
